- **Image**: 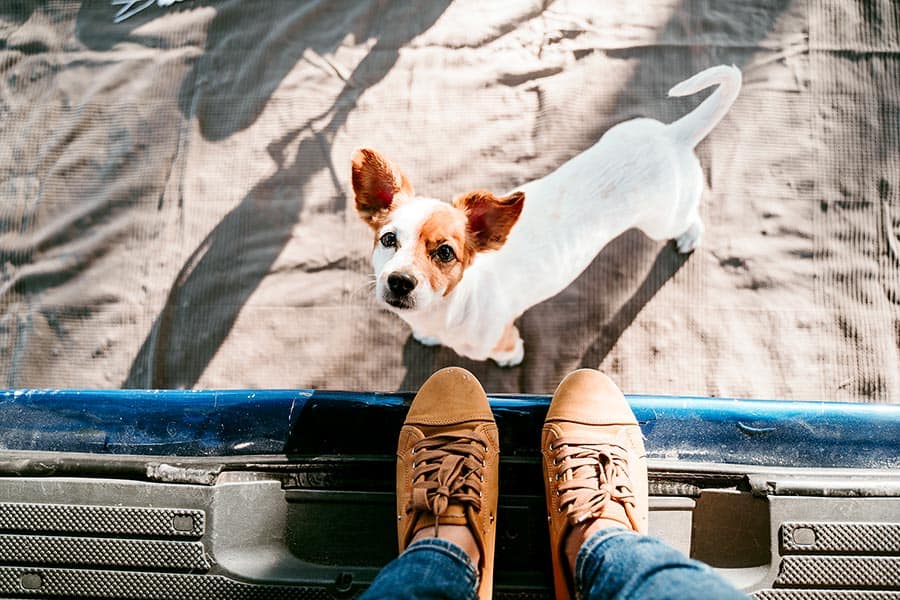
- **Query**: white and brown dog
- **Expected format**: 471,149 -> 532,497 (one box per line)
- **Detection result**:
352,65 -> 741,366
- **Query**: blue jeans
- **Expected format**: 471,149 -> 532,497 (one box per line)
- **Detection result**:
361,538 -> 480,600
360,528 -> 747,599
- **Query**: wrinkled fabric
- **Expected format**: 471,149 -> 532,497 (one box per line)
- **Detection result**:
576,528 -> 748,599
0,1 -> 897,400
360,538 -> 480,600
361,529 -> 746,599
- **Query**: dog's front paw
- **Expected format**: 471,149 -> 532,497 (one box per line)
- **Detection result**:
491,336 -> 524,367
676,218 -> 704,253
413,331 -> 442,347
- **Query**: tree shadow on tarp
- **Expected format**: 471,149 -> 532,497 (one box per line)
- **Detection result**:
75,1 -> 193,51
398,0 -> 793,393
176,0 -> 399,142
124,1 -> 452,388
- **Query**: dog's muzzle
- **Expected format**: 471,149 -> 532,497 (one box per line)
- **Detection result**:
385,272 -> 417,309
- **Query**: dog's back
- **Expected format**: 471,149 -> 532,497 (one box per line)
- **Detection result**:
485,65 -> 743,313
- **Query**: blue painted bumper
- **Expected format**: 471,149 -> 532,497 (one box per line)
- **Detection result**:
1,389 -> 898,469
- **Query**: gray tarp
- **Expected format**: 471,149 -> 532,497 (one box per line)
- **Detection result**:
0,1 -> 898,401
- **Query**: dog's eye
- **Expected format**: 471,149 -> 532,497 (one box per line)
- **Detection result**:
434,244 -> 456,263
380,232 -> 397,248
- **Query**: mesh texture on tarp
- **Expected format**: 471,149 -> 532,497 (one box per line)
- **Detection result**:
0,1 -> 898,401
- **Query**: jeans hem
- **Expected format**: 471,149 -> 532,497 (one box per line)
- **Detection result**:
574,527 -> 634,596
406,538 -> 480,589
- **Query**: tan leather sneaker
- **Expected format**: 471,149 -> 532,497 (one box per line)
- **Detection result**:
542,369 -> 648,599
397,367 -> 500,600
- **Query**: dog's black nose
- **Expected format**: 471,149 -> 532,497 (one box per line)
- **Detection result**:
387,272 -> 417,297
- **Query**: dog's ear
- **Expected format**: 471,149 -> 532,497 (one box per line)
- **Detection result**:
351,148 -> 414,230
454,190 -> 525,252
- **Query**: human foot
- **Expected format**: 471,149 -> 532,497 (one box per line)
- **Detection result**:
542,369 -> 648,599
397,367 -> 500,599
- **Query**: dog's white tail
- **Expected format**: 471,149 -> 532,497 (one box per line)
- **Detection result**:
666,65 -> 742,148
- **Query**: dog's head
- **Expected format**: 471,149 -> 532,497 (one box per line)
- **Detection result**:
351,148 -> 524,312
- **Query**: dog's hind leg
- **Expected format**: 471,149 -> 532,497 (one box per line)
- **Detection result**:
490,323 -> 524,367
413,331 -> 442,346
676,214 -> 704,253
671,158 -> 705,253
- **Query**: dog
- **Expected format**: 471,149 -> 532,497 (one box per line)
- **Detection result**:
351,65 -> 741,366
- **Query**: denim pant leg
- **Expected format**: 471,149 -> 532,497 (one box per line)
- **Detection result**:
360,538 -> 480,600
576,528 -> 748,600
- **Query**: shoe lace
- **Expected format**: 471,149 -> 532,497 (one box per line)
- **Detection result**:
550,438 -> 637,527
407,430 -> 488,535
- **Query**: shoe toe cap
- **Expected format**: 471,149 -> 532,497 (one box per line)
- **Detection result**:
546,369 -> 636,425
406,367 -> 493,426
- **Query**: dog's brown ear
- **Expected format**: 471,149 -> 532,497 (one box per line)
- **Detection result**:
351,148 -> 414,230
454,190 -> 525,252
